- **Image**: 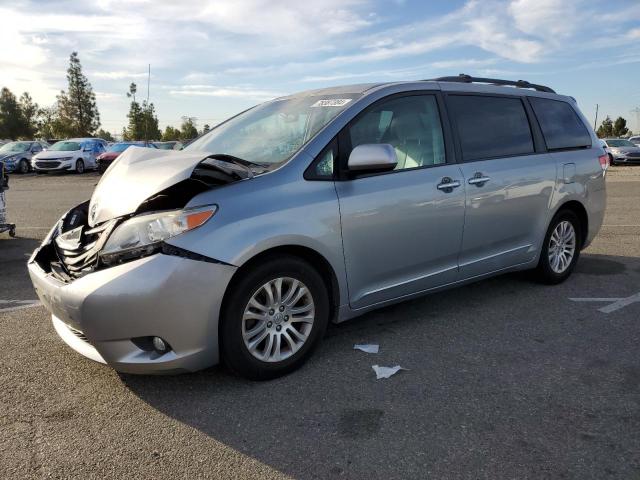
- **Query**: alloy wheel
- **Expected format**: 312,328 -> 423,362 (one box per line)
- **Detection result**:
548,220 -> 576,274
242,277 -> 315,363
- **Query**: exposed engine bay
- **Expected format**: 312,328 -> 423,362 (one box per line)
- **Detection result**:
32,153 -> 255,282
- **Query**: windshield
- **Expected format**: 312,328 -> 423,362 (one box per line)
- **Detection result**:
50,141 -> 81,151
155,142 -> 175,150
185,94 -> 361,165
108,143 -> 136,153
607,139 -> 635,147
0,142 -> 31,153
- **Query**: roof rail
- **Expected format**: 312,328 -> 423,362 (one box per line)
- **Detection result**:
427,73 -> 556,94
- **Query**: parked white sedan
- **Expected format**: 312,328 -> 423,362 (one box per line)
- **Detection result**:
32,138 -> 106,173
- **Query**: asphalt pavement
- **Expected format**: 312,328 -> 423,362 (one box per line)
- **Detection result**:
1,168 -> 639,479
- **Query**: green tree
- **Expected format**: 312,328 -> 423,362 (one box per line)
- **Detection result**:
37,104 -> 65,139
126,82 -> 137,103
140,101 -> 161,140
161,125 -> 181,141
124,82 -> 160,140
201,123 -> 211,135
612,116 -> 629,137
96,128 -> 114,142
596,116 -> 613,138
0,87 -> 25,139
124,99 -> 143,140
57,52 -> 100,137
19,92 -> 39,138
124,82 -> 140,140
180,117 -> 198,140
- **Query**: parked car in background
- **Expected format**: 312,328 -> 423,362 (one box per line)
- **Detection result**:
0,141 -> 50,173
154,141 -> 184,150
32,138 -> 106,173
629,136 -> 640,146
97,141 -> 158,173
28,75 -> 606,379
602,138 -> 640,165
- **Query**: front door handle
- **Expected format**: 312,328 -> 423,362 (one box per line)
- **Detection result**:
468,172 -> 491,186
437,177 -> 461,193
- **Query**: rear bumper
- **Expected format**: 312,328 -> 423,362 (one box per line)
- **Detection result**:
28,252 -> 237,374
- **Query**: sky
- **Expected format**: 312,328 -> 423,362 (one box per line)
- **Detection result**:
1,0 -> 639,135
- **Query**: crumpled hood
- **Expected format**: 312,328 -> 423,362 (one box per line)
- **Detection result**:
88,146 -> 214,226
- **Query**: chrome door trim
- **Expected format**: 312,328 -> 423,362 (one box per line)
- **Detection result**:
353,264 -> 459,304
458,244 -> 533,269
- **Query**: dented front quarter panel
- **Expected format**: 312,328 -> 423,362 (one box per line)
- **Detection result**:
165,153 -> 349,310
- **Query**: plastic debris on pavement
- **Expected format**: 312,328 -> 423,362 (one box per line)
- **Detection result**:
354,344 -> 379,354
372,365 -> 406,379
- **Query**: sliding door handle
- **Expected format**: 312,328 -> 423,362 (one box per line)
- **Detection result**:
437,177 -> 461,192
468,173 -> 491,186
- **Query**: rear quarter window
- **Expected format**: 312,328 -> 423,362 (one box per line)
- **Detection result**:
447,95 -> 534,161
529,97 -> 591,150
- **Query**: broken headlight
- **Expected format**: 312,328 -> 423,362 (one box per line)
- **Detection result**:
100,205 -> 216,265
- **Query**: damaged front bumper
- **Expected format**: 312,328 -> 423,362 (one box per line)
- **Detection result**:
28,244 -> 237,374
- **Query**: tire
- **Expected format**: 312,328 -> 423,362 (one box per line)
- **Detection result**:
608,154 -> 614,166
534,210 -> 582,284
18,159 -> 29,174
75,159 -> 85,174
220,255 -> 330,380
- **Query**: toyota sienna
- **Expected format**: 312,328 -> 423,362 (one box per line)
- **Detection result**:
28,75 -> 607,379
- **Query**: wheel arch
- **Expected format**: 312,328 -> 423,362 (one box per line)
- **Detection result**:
220,244 -> 341,328
555,200 -> 588,249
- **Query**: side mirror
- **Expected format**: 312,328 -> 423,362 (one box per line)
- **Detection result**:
347,144 -> 397,173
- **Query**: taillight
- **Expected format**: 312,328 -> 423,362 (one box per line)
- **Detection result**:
598,154 -> 609,171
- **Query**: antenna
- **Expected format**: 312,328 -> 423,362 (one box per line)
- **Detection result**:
144,64 -> 150,143
631,106 -> 640,134
593,104 -> 599,131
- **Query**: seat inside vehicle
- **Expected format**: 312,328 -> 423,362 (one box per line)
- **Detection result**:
351,96 -> 445,169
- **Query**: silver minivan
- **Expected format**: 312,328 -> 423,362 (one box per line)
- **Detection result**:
28,75 -> 607,379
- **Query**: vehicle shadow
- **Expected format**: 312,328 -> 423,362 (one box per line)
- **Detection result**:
122,252 -> 640,479
0,236 -> 41,300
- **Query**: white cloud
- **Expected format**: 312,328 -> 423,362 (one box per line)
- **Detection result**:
92,71 -> 148,80
508,0 -> 580,38
168,84 -> 283,101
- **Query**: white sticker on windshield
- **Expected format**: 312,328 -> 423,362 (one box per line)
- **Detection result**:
311,98 -> 352,108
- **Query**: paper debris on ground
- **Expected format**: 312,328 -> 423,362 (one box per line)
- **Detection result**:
372,365 -> 406,379
354,344 -> 379,354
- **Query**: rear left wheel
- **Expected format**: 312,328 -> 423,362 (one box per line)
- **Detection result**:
220,255 -> 329,380
534,210 -> 582,284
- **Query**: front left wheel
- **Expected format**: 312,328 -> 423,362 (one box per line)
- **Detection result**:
75,159 -> 85,174
220,255 -> 330,380
18,159 -> 29,174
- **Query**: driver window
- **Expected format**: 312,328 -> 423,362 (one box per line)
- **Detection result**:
348,95 -> 445,170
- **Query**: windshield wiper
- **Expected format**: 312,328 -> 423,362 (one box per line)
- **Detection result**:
208,154 -> 269,169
